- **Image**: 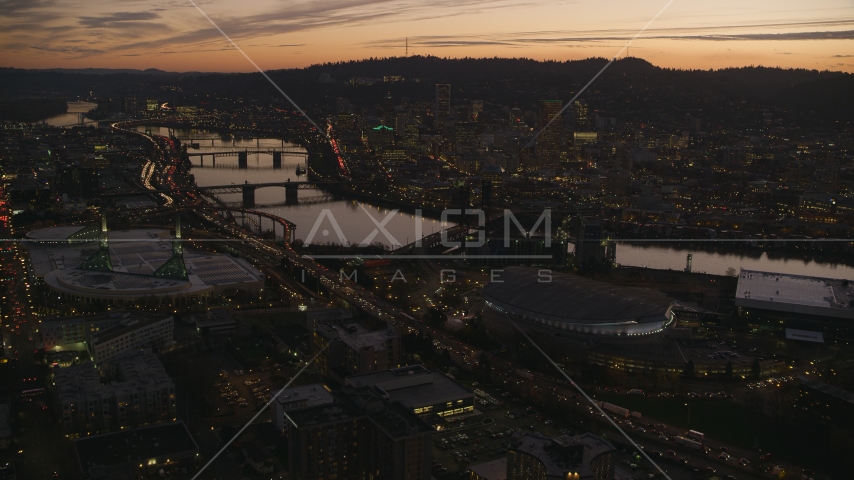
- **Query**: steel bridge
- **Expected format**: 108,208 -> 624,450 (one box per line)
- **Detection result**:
103,181 -> 358,208
186,147 -> 308,169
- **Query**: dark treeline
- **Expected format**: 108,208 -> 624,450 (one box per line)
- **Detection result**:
0,97 -> 66,122
1,56 -> 852,121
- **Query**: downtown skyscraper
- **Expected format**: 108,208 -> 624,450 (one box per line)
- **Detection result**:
537,99 -> 563,165
435,84 -> 451,133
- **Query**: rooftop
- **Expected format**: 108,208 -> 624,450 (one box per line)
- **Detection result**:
344,365 -> 473,409
26,227 -> 264,293
735,269 -> 854,320
483,267 -> 673,326
800,375 -> 854,405
43,311 -> 170,325
366,401 -> 434,438
75,422 -> 197,470
511,432 -> 614,477
272,383 -> 334,410
284,401 -> 364,429
470,458 -> 507,480
55,351 -> 173,401
90,315 -> 172,345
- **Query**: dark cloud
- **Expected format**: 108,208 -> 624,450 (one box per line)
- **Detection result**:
679,30 -> 854,41
31,45 -> 105,55
78,11 -> 161,29
1,0 -> 59,18
111,0 -> 547,53
369,22 -> 854,49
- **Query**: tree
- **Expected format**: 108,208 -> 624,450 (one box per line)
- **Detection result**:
725,267 -> 737,276
752,359 -> 761,379
683,360 -> 695,379
725,361 -> 733,382
220,425 -> 235,447
425,307 -> 446,327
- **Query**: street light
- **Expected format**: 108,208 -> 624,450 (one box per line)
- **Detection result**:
684,402 -> 691,425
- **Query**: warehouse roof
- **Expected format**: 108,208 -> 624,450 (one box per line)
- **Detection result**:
735,270 -> 854,320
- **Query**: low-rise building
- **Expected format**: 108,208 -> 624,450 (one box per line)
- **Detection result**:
42,312 -> 170,352
344,365 -> 475,423
54,351 -> 176,436
89,315 -> 173,365
74,422 -> 198,478
194,309 -> 236,335
242,442 -> 274,474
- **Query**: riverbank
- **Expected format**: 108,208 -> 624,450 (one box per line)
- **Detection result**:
1,98 -> 66,122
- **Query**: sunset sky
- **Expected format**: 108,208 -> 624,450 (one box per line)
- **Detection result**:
3,0 -> 853,72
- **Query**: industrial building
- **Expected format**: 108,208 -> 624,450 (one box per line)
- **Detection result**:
506,432 -> 615,480
54,351 -> 176,436
194,309 -> 237,335
734,269 -> 854,338
343,365 -> 475,423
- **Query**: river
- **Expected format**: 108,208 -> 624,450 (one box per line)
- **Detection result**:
613,243 -> 854,279
150,127 -> 854,278
147,127 -> 452,249
39,101 -> 98,127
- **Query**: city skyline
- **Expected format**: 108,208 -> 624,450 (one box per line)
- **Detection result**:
2,0 -> 854,72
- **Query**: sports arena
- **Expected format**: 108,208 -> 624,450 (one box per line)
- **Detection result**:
482,267 -> 676,340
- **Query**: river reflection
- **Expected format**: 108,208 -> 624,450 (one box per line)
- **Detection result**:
156,127 -> 854,276
155,127 -> 451,248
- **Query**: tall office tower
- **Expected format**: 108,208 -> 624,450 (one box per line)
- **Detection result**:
471,99 -> 484,121
573,99 -> 589,128
537,100 -> 563,164
435,84 -> 451,133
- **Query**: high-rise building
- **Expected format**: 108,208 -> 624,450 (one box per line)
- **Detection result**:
537,100 -> 563,164
435,84 -> 451,132
313,322 -> 401,381
471,99 -> 484,121
573,100 -> 588,128
284,393 -> 433,480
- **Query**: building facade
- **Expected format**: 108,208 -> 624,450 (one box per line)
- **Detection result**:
42,312 -> 170,352
89,315 -> 173,365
